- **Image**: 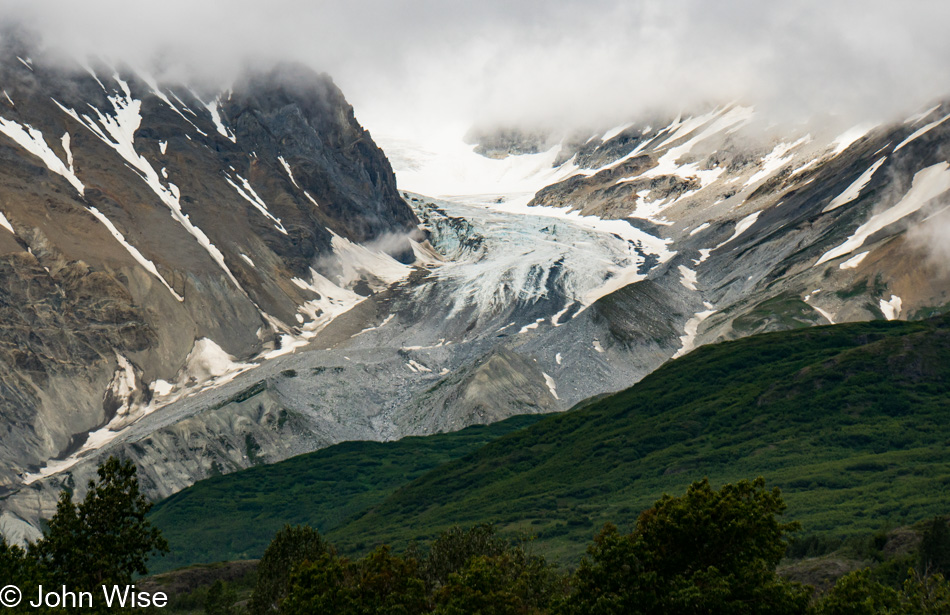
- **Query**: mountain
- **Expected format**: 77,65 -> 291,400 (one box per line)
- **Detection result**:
4,30 -> 950,545
143,315 -> 950,567
0,35 -> 424,539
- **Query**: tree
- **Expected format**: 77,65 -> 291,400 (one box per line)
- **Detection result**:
249,524 -> 331,614
434,549 -> 565,615
900,570 -> 950,614
420,524 -> 509,591
205,579 -> 239,615
280,547 -> 428,615
815,568 -> 950,615
560,478 -> 811,615
31,456 -> 168,590
814,568 -> 900,615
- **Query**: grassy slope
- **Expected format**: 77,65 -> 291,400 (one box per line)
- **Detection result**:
148,414 -> 545,572
325,316 -> 950,562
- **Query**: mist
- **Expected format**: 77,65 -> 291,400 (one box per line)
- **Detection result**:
6,0 -> 950,141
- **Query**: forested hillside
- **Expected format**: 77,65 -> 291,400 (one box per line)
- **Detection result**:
151,315 -> 950,565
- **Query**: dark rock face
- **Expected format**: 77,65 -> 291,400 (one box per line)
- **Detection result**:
0,41 -> 418,489
223,64 -> 419,269
464,126 -> 557,159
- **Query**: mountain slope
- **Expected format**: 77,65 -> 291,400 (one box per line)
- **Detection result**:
0,36 -> 425,539
322,315 -> 950,561
146,414 -> 545,572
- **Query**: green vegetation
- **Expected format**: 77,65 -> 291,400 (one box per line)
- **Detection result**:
327,315 -> 950,560
149,315 -> 950,569
149,414 -> 545,572
0,457 -> 168,614
181,480 -> 950,614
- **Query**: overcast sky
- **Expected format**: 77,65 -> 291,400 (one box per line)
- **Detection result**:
7,0 -> 950,140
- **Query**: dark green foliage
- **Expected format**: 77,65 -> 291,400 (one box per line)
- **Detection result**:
898,572 -> 950,613
811,568 -> 950,614
259,523 -> 563,614
560,478 -> 811,615
0,538 -> 39,613
433,550 -> 564,614
249,525 -> 330,615
814,568 -> 901,614
149,415 -> 543,571
205,580 -> 239,615
32,456 -> 168,589
419,524 -> 509,590
920,517 -> 950,576
149,316 -> 950,568
282,547 -> 428,615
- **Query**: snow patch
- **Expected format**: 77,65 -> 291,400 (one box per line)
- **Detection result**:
519,318 -> 544,334
330,232 -> 413,288
407,359 -> 432,373
203,98 -> 237,142
0,211 -> 13,234
880,295 -> 902,320
831,123 -> 878,155
745,137 -> 809,186
678,265 -> 699,291
818,162 -> 950,265
151,379 -> 174,397
715,212 -> 761,251
550,302 -> 573,326
543,372 -> 559,400
592,340 -> 605,353
52,78 -> 246,296
673,302 -> 716,359
601,122 -> 634,142
0,117 -> 84,194
894,114 -> 950,152
689,222 -> 711,236
224,173 -> 288,234
810,304 -> 836,324
839,251 -> 869,270
105,354 -> 137,417
240,253 -> 255,267
824,157 -> 886,212
179,338 -> 252,388
278,156 -> 300,189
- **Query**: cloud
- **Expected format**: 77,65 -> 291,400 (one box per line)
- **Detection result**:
5,0 -> 950,139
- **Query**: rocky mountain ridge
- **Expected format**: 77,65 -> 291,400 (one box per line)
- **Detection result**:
0,36 -> 425,537
3,37 -> 950,544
